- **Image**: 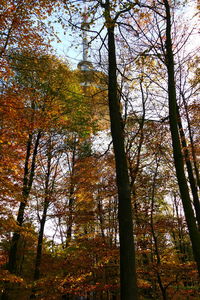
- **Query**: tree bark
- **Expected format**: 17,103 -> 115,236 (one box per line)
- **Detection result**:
177,107 -> 200,229
102,1 -> 138,298
33,199 -> 49,281
150,159 -> 168,300
8,131 -> 41,274
182,93 -> 200,190
66,139 -> 77,247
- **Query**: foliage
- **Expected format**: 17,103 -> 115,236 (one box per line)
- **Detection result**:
0,0 -> 200,299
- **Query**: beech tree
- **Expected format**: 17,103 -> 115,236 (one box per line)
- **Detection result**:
163,0 -> 200,276
113,0 -> 200,278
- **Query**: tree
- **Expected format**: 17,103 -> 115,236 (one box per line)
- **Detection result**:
163,0 -> 200,276
99,1 -> 138,299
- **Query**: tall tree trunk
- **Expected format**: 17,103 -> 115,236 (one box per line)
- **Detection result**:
102,1 -> 138,298
31,137 -> 62,300
172,193 -> 188,262
97,197 -> 105,239
33,198 -> 49,280
150,158 -> 167,300
33,140 -> 51,281
164,0 -> 200,276
66,188 -> 74,246
177,107 -> 200,228
66,141 -> 76,247
8,131 -> 41,274
181,93 -> 200,189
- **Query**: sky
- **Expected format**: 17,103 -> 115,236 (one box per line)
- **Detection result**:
50,2 -> 199,59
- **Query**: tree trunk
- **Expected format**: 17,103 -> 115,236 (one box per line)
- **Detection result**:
150,158 -> 168,300
182,93 -> 200,190
97,198 -> 105,239
164,0 -> 200,276
177,107 -> 200,228
8,131 -> 41,274
102,1 -> 138,299
34,137 -> 55,281
34,202 -> 50,281
66,142 -> 76,247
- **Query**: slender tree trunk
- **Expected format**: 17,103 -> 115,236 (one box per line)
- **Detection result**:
34,167 -> 51,281
181,93 -> 200,189
164,0 -> 200,276
172,194 -> 187,262
97,198 -> 105,239
8,131 -> 41,274
102,1 -> 138,298
177,107 -> 200,228
7,133 -> 32,274
34,198 -> 49,280
66,144 -> 76,247
66,192 -> 74,245
33,136 -> 59,281
150,159 -> 167,300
